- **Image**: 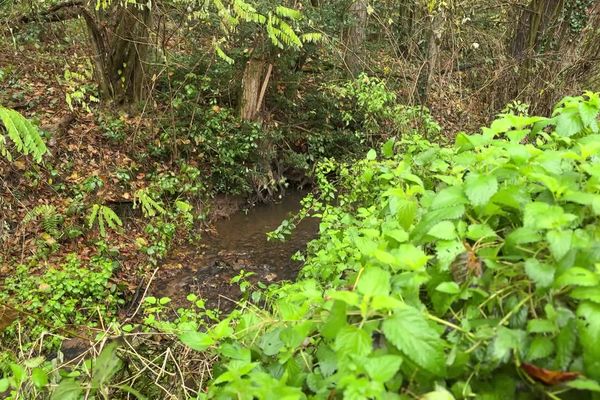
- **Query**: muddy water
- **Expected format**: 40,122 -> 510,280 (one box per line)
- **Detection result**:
153,191 -> 319,310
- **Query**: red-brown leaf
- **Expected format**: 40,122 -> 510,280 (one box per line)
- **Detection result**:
521,363 -> 580,385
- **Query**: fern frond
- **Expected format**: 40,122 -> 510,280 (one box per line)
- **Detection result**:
134,189 -> 166,217
0,106 -> 47,163
275,6 -> 302,21
88,204 -> 122,237
301,32 -> 322,43
23,205 -> 63,238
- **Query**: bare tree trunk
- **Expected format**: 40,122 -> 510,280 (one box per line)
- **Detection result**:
417,7 -> 445,104
240,58 -> 271,122
343,0 -> 368,75
511,0 -> 565,59
80,1 -> 151,105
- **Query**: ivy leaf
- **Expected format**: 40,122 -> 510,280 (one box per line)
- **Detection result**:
464,173 -> 498,207
334,326 -> 372,357
357,267 -> 390,296
382,307 -> 446,376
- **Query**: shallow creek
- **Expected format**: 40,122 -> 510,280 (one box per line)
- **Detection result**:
152,191 -> 319,310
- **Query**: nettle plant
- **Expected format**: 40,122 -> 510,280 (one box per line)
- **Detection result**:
161,93 -> 600,399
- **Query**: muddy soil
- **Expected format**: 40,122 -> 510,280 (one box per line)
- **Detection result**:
152,191 -> 319,311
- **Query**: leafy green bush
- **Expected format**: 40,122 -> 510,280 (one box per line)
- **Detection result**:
328,74 -> 442,143
0,254 -> 121,350
171,92 -> 600,399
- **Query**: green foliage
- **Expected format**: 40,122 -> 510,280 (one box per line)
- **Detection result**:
87,204 -> 123,237
329,74 -> 442,143
23,204 -> 64,238
0,105 -> 47,162
156,92 -> 600,398
0,254 -> 121,350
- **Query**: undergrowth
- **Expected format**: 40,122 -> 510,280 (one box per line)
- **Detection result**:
2,93 -> 600,399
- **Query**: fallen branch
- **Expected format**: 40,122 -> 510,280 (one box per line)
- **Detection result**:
19,0 -> 85,24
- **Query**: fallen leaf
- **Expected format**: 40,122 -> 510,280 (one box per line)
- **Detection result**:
521,363 -> 580,385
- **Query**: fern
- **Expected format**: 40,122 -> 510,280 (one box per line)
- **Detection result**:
87,204 -> 122,237
0,106 -> 47,163
275,5 -> 302,21
134,189 -> 166,217
23,205 -> 63,238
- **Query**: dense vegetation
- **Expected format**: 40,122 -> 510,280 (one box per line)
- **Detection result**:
1,0 -> 600,399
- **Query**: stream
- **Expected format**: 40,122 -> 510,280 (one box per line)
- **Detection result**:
152,191 -> 319,310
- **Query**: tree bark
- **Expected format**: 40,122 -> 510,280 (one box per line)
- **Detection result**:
343,0 -> 368,75
19,1 -> 152,106
417,7 -> 445,104
510,0 -> 565,59
87,2 -> 152,105
240,58 -> 270,122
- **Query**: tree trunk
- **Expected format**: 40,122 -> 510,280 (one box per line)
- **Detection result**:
83,1 -> 152,105
417,7 -> 445,104
343,0 -> 368,75
511,0 -> 564,59
240,58 -> 271,122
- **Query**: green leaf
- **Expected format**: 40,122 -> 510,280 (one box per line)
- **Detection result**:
91,342 -> 123,389
435,281 -> 461,294
381,138 -> 395,158
179,328 -> 215,352
259,329 -> 284,356
466,224 -> 497,241
395,244 -> 431,271
554,107 -> 583,137
566,378 -> 600,392
492,327 -> 526,361
524,202 -> 577,230
524,259 -> 555,288
427,221 -> 456,240
31,368 -> 48,388
526,336 -> 554,361
546,230 -> 572,261
555,267 -> 599,288
357,267 -> 390,296
577,302 -> 600,379
363,355 -> 403,383
555,318 -> 577,370
382,307 -> 446,376
571,286 -> 600,303
0,378 -> 8,392
51,380 -> 82,400
334,326 -> 372,357
366,149 -> 377,160
464,173 -> 498,207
